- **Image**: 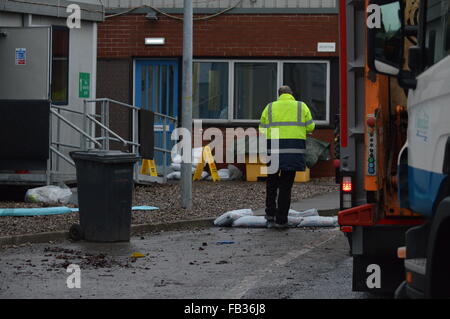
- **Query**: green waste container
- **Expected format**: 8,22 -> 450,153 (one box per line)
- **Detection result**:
69,150 -> 140,242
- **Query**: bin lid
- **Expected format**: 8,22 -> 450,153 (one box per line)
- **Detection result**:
70,150 -> 140,163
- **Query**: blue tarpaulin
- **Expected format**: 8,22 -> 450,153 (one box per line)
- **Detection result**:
0,206 -> 159,217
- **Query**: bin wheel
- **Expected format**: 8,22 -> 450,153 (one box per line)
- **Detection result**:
69,224 -> 83,241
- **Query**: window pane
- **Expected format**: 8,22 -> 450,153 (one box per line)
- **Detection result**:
193,62 -> 228,119
283,63 -> 327,122
51,27 -> 69,104
234,62 -> 277,120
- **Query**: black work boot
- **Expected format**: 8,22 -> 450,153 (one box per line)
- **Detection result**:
266,216 -> 276,229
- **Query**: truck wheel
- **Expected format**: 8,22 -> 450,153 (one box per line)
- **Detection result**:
345,232 -> 353,255
69,224 -> 83,241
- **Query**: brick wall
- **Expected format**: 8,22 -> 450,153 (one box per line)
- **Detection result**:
98,14 -> 339,58
191,125 -> 335,178
97,13 -> 339,178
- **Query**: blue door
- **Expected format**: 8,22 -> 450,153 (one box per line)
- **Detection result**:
135,60 -> 178,169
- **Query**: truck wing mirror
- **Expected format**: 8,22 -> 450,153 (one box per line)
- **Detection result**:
367,0 -> 404,76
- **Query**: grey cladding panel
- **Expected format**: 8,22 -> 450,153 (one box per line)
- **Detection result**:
0,27 -> 51,100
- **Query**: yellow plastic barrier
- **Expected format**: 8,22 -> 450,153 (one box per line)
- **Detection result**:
245,155 -> 310,182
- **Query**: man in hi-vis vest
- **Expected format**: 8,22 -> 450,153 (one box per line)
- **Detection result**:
259,85 -> 315,228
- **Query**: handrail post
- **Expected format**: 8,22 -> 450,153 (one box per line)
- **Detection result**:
82,100 -> 87,151
133,107 -> 139,181
46,108 -> 52,185
100,100 -> 106,150
56,105 -> 61,173
106,99 -> 110,150
162,115 -> 167,183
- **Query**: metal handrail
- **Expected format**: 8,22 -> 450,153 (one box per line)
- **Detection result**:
50,109 -> 102,148
47,98 -> 178,184
86,114 -> 128,147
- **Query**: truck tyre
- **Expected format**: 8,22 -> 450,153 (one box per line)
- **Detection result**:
69,223 -> 83,241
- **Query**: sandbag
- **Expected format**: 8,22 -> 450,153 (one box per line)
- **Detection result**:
167,170 -> 208,180
232,215 -> 267,228
170,162 -> 181,171
171,147 -> 205,168
214,209 -> 253,227
288,208 -> 319,218
25,185 -> 72,205
206,168 -> 231,181
287,216 -> 304,227
227,164 -> 243,180
232,215 -> 305,228
297,216 -> 338,227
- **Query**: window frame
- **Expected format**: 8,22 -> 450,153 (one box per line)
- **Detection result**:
193,59 -> 331,126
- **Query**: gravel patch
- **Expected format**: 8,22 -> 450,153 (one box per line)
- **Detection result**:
0,178 -> 338,237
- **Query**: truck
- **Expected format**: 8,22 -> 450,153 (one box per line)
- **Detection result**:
337,0 -> 450,298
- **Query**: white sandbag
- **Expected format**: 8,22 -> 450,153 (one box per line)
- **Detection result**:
287,216 -> 304,227
206,168 -> 231,181
218,169 -> 230,179
171,154 -> 182,164
288,208 -> 319,218
201,171 -> 209,180
214,209 -> 253,227
233,215 -> 304,228
297,216 -> 338,227
167,168 -> 207,180
25,185 -> 72,205
232,215 -> 267,228
166,171 -> 181,180
171,147 -> 205,168
192,147 -> 204,167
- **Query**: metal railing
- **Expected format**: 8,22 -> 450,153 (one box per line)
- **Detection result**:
48,98 -> 177,184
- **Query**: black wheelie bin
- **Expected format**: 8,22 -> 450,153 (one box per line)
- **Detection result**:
69,150 -> 140,242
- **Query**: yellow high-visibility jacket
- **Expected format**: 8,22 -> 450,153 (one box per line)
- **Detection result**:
259,93 -> 315,171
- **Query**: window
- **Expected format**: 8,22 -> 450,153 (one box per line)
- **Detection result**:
283,62 -> 328,122
51,27 -> 69,104
193,62 -> 228,119
234,62 -> 277,120
425,0 -> 450,67
192,60 -> 330,124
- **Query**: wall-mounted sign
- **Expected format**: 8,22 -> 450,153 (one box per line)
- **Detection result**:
15,48 -> 26,65
145,38 -> 165,45
79,72 -> 90,98
317,42 -> 336,52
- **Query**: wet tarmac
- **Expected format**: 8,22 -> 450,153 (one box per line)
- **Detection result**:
0,226 -> 384,299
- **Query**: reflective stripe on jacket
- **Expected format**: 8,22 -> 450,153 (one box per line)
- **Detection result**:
259,93 -> 315,171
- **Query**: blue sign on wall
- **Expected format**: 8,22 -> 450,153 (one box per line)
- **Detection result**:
15,48 -> 26,65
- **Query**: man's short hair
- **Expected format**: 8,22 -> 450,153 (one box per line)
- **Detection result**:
278,85 -> 293,96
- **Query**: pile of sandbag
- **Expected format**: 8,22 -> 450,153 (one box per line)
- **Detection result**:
167,147 -> 208,180
167,147 -> 243,181
213,208 -> 338,228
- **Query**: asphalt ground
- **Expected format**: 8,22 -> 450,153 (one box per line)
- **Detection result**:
0,225 -> 382,299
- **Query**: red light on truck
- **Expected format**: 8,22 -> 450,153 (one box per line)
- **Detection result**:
342,177 -> 352,192
340,226 -> 353,233
367,117 -> 376,127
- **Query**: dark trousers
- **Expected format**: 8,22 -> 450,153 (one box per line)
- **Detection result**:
265,170 -> 296,224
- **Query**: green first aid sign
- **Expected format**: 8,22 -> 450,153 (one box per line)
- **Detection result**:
79,72 -> 90,98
